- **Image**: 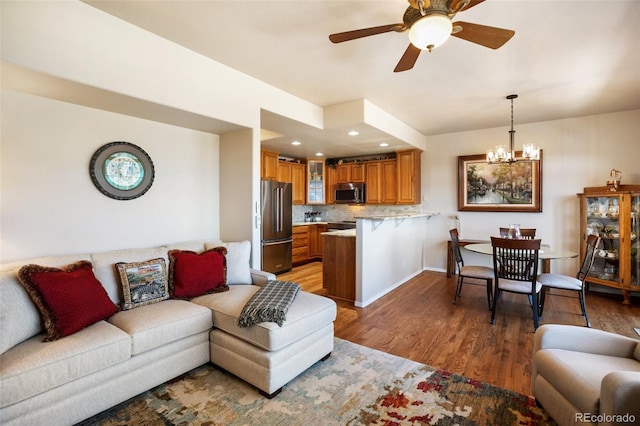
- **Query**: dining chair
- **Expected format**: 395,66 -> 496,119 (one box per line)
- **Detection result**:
490,236 -> 543,330
449,229 -> 494,309
537,235 -> 601,327
499,227 -> 537,239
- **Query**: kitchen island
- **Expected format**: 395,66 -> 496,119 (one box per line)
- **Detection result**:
322,213 -> 438,307
322,229 -> 356,302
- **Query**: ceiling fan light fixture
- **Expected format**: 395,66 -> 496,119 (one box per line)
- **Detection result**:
408,14 -> 452,52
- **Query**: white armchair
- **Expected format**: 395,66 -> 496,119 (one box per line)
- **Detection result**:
532,324 -> 640,426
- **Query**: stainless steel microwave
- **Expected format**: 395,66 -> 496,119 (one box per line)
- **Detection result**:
334,182 -> 365,204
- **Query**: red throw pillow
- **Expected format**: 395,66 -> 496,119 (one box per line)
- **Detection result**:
18,261 -> 119,341
168,247 -> 228,299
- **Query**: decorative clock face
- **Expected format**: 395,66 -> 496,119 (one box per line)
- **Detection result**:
90,142 -> 154,200
104,152 -> 144,190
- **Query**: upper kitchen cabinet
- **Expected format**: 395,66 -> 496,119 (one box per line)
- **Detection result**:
278,160 -> 306,205
261,150 -> 278,180
336,163 -> 365,183
396,149 -> 421,204
291,163 -> 306,205
307,160 -> 325,204
326,166 -> 336,204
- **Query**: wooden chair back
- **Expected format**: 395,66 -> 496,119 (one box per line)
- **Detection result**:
491,237 -> 541,282
577,235 -> 601,283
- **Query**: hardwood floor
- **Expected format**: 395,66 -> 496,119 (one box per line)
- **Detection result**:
277,261 -> 640,396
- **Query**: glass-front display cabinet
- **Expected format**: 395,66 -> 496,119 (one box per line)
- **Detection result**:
307,160 -> 325,204
578,185 -> 640,304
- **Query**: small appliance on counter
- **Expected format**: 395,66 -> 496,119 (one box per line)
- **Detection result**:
305,211 -> 322,222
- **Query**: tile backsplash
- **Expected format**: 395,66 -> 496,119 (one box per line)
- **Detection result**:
293,204 -> 423,223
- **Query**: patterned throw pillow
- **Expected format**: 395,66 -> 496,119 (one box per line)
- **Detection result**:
115,258 -> 169,310
17,261 -> 119,341
168,247 -> 228,299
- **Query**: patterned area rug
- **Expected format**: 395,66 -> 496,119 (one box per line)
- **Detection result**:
79,338 -> 555,425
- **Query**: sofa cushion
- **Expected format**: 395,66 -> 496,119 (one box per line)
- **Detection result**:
205,240 -> 252,285
192,285 -> 336,351
1,255 -> 92,355
0,320 -> 130,408
17,261 -> 119,341
116,258 -> 169,310
535,348 -> 640,414
168,248 -> 228,298
107,299 -> 213,355
91,246 -> 168,305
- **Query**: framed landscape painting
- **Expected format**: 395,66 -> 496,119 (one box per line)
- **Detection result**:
457,151 -> 543,212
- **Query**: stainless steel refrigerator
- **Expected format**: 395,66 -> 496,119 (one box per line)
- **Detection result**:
261,180 -> 293,274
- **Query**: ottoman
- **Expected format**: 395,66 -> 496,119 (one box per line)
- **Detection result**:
192,284 -> 337,397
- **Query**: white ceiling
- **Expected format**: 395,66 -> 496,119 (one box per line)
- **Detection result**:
84,0 -> 640,159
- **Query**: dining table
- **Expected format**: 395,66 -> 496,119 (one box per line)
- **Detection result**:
463,243 -> 578,274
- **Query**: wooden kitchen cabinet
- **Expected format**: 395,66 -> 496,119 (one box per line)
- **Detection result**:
365,162 -> 381,204
277,160 -> 291,182
323,233 -> 356,302
291,163 -> 306,205
309,224 -> 327,257
351,163 -> 365,182
336,163 -> 364,183
293,224 -> 326,264
261,150 -> 278,180
307,160 -> 325,204
326,166 -> 336,204
396,149 -> 421,204
336,163 -> 351,183
292,225 -> 310,264
578,185 -> 640,304
277,160 -> 305,205
381,159 -> 398,204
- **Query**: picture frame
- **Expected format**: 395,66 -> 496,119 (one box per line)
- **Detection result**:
90,141 -> 155,200
457,151 -> 543,212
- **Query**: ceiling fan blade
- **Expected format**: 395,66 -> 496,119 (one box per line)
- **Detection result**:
451,0 -> 485,12
394,44 -> 421,72
329,24 -> 403,43
451,21 -> 515,49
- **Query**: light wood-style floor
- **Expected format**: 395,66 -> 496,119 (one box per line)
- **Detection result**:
278,261 -> 640,396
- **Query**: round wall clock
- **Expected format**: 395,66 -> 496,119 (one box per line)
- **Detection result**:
90,142 -> 155,200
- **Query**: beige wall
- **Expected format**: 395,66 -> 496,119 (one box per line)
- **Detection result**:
422,109 -> 640,275
0,90 -> 220,262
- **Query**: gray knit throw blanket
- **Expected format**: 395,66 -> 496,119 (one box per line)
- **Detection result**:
237,280 -> 301,328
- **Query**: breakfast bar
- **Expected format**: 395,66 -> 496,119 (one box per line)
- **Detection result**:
322,212 -> 438,307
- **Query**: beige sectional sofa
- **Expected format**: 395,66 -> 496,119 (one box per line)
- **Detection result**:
0,240 -> 336,426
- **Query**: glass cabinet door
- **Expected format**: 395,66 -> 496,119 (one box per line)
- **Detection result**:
631,195 -> 639,286
307,160 -> 325,204
586,196 -> 621,282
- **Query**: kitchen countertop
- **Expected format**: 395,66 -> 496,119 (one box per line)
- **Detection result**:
353,212 -> 439,220
321,229 -> 356,237
293,221 -> 328,226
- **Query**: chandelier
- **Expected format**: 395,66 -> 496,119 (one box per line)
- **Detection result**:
486,94 -> 540,163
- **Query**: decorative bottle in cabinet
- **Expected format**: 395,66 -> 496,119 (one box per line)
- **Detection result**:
578,185 -> 640,304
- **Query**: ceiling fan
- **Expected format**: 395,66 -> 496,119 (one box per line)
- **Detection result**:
329,0 -> 515,72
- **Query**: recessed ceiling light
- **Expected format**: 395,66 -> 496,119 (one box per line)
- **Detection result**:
291,141 -> 301,145
348,130 -> 359,136
315,152 -> 323,157
380,143 -> 389,147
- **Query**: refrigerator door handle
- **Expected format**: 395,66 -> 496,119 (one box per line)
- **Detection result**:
274,187 -> 280,233
262,238 -> 293,246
